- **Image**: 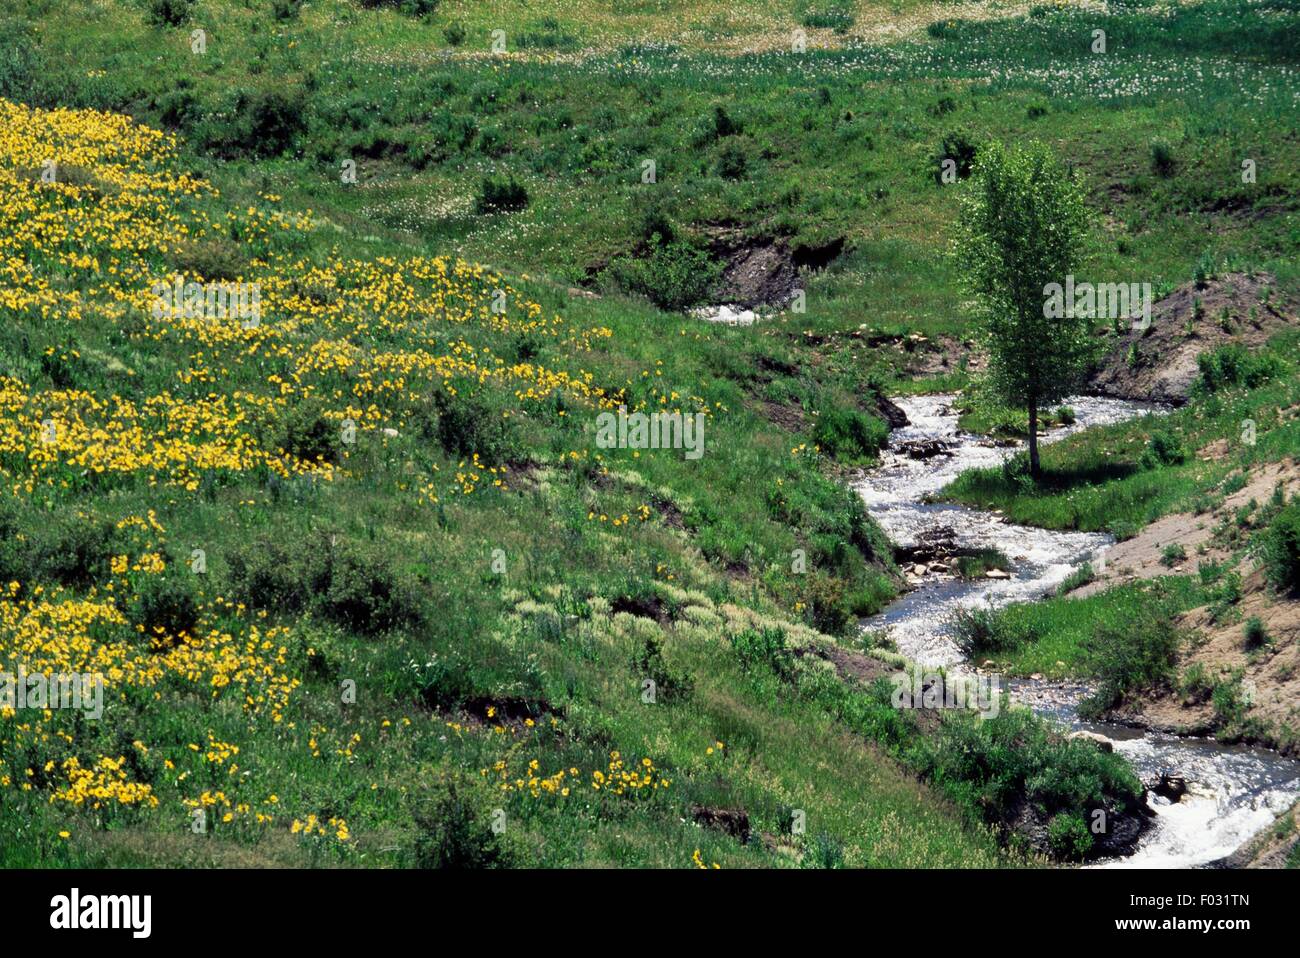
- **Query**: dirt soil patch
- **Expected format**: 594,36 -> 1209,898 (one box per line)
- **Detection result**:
1088,271 -> 1296,404
704,229 -> 845,309
1073,459 -> 1300,597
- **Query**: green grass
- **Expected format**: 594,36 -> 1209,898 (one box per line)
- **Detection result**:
1,0 -> 1298,868
961,577 -> 1211,679
943,335 -> 1300,537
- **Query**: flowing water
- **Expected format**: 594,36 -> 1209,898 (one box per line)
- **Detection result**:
854,394 -> 1300,867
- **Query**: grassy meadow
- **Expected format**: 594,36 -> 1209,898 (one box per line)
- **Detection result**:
0,0 -> 1297,868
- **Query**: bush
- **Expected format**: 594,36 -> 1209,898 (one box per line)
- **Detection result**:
1047,813 -> 1094,861
412,782 -> 514,869
1195,344 -> 1282,393
1149,138 -> 1176,177
360,0 -> 439,17
633,634 -> 694,703
274,399 -> 339,464
146,0 -> 193,27
932,130 -> 978,183
952,605 -> 1032,656
797,0 -> 856,32
443,21 -> 467,46
432,382 -> 519,465
1160,543 -> 1187,567
1140,430 -> 1186,469
913,707 -> 1144,857
731,627 -> 792,677
232,89 -> 307,158
127,569 -> 201,645
1080,609 -> 1183,716
715,143 -> 748,180
226,533 -> 422,635
475,175 -> 529,214
1259,501 -> 1300,596
811,408 -> 889,464
602,236 -> 721,312
4,510 -> 121,589
324,545 -> 422,634
1243,616 -> 1269,649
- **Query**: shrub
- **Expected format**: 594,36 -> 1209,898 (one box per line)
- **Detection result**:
1140,430 -> 1186,469
1195,344 -> 1282,393
952,605 -> 1031,656
443,21 -> 467,46
0,509 -> 121,589
954,548 -> 1011,580
1149,138 -> 1176,177
633,634 -> 694,703
1047,813 -> 1094,861
226,533 -> 421,635
1243,616 -> 1269,649
323,544 -> 422,634
731,627 -> 792,678
811,408 -> 889,464
271,0 -> 303,20
232,89 -> 307,157
274,399 -> 339,464
146,0 -> 193,27
715,142 -> 748,180
475,174 -> 529,214
1160,543 -> 1187,567
1080,610 -> 1182,716
360,0 -> 439,17
801,832 -> 846,868
913,708 -> 1144,858
432,382 -> 519,465
1259,501 -> 1300,596
602,236 -> 721,312
127,569 -> 201,645
797,0 -> 856,32
412,782 -> 514,869
932,130 -> 978,183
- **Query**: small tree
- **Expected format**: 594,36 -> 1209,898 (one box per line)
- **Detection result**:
954,141 -> 1091,477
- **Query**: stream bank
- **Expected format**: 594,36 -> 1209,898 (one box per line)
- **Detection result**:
853,394 -> 1300,867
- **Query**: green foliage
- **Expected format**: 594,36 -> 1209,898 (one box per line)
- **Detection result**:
1149,137 -> 1176,177
933,130 -> 978,184
602,236 -> 721,312
1259,500 -> 1300,596
475,174 -> 530,214
954,140 -> 1091,474
126,566 -> 201,642
1160,543 -> 1187,567
811,407 -> 889,464
731,627 -> 793,677
1243,615 -> 1269,649
1195,344 -> 1283,393
225,533 -> 422,636
431,382 -> 520,465
1141,430 -> 1187,469
913,707 -> 1144,851
145,0 -> 193,27
1080,609 -> 1183,716
632,633 -> 694,703
1047,813 -> 1094,861
412,782 -> 515,869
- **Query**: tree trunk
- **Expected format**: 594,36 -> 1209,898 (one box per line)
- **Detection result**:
1027,400 -> 1040,478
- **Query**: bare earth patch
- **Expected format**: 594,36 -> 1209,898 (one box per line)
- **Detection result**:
1088,271 -> 1297,404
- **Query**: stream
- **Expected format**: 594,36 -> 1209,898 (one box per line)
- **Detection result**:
854,394 -> 1300,867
